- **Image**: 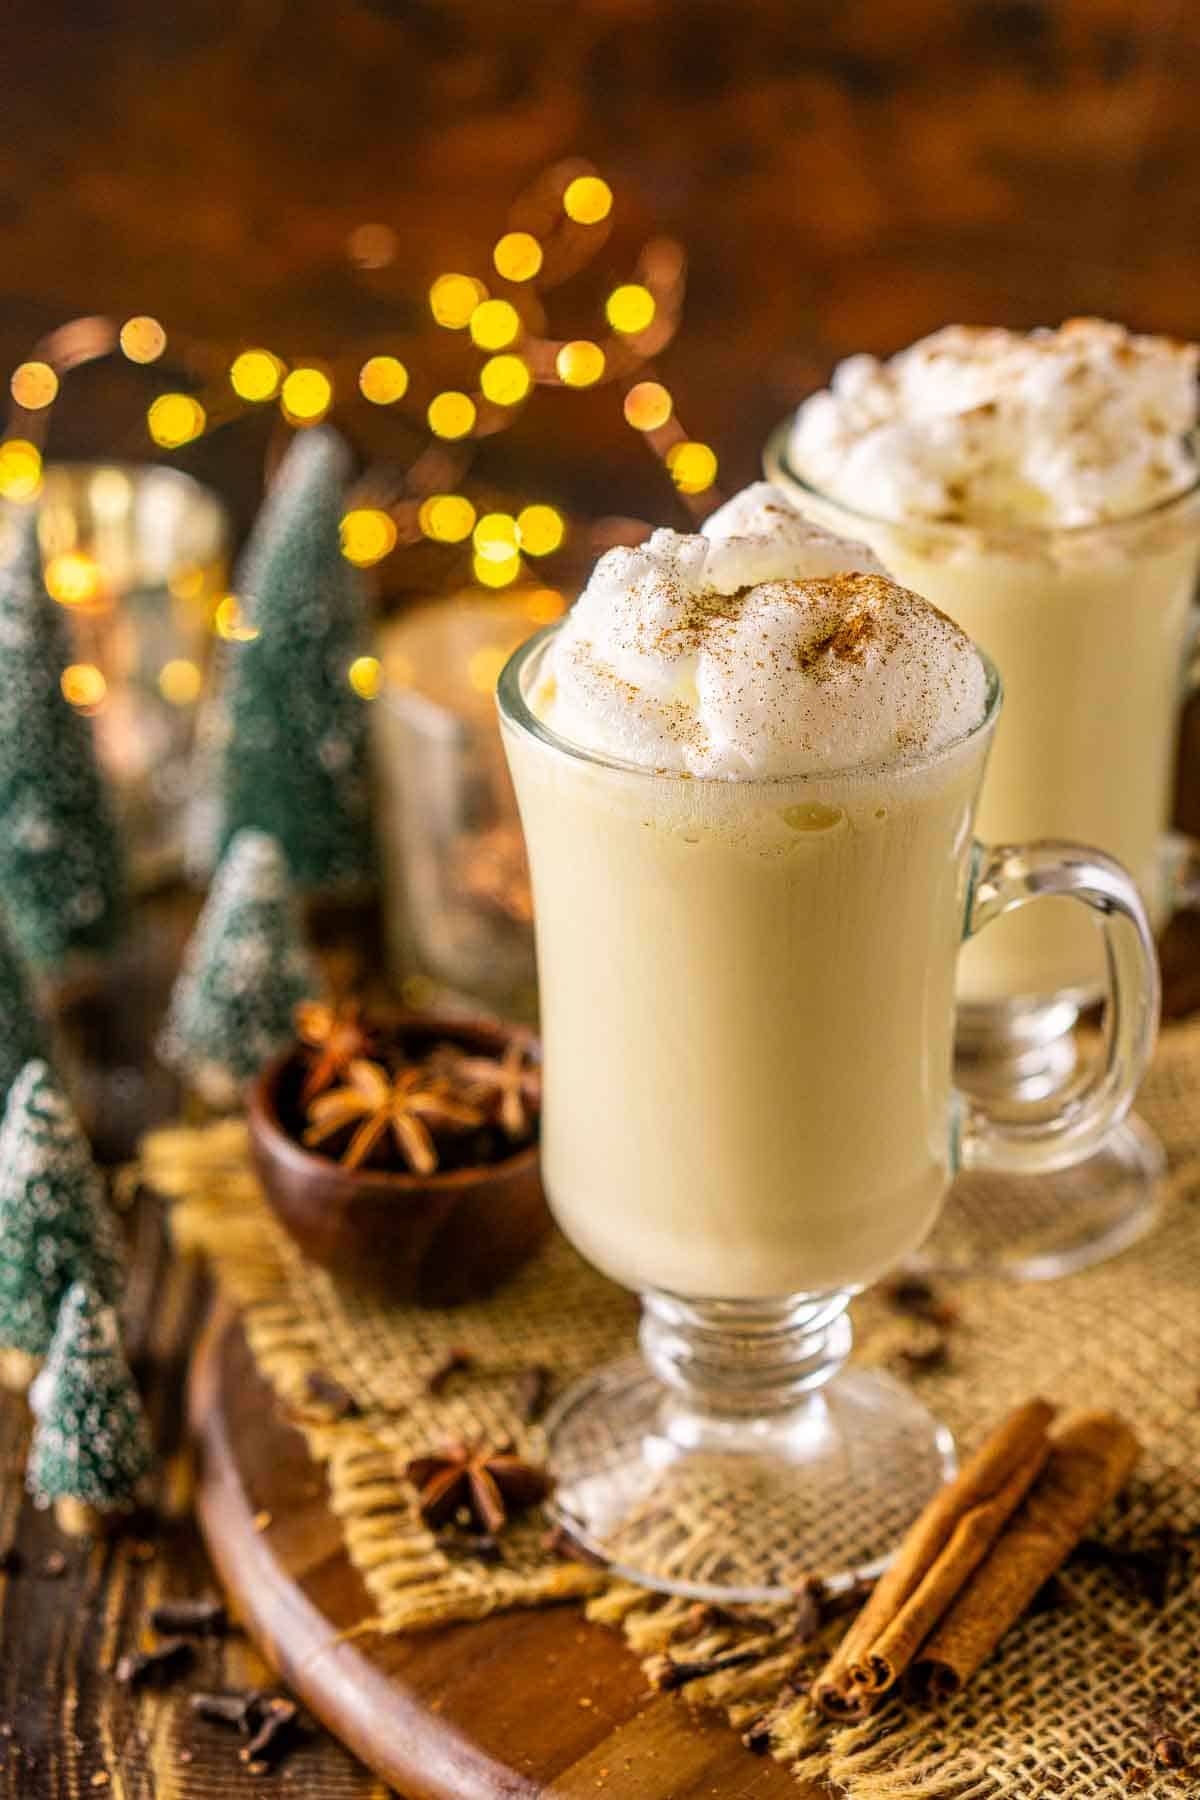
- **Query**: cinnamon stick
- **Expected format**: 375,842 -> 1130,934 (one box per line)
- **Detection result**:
813,1397 -> 1056,1718
909,1411 -> 1140,1703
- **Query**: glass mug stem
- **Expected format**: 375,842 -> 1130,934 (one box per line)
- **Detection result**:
959,841 -> 1160,1177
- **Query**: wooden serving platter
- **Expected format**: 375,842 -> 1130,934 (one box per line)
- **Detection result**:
189,1300 -> 812,1799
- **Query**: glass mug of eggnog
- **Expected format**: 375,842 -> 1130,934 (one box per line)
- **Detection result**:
498,519 -> 1157,1598
766,320 -> 1200,1279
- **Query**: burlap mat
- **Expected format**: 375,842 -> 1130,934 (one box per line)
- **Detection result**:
144,1018 -> 1200,1798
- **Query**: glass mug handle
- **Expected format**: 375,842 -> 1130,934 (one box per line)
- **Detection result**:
1164,607 -> 1200,911
957,842 -> 1160,1176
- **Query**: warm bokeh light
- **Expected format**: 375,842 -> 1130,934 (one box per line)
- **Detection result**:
418,493 -> 476,542
347,223 -> 397,270
10,362 -> 58,410
667,440 -> 719,494
469,299 -> 521,351
90,468 -> 133,520
563,175 -> 613,224
281,368 -> 333,424
473,551 -> 521,588
623,381 -> 674,430
214,594 -> 259,642
348,654 -> 382,699
358,355 -> 409,405
119,317 -> 167,364
606,284 -> 656,334
0,440 -> 43,502
429,273 -> 486,329
340,508 -> 397,567
230,350 -> 283,402
493,232 -> 543,282
45,552 -> 102,608
427,391 -> 477,439
169,564 -> 205,601
60,663 -> 107,709
147,393 -> 206,449
467,645 -> 511,691
479,353 -> 532,406
158,659 -> 203,706
525,587 -> 566,624
473,512 -> 521,562
555,340 -> 606,387
517,504 -> 565,556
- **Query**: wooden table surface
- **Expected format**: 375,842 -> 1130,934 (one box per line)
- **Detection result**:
0,906 -> 1195,1799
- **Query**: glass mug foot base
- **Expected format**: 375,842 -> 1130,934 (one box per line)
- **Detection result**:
912,1114 -> 1165,1282
543,1355 -> 956,1605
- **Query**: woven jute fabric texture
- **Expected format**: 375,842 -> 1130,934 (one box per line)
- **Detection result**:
147,1017 -> 1200,1798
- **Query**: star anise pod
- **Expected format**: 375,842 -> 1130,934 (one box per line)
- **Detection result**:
436,1040 -> 542,1139
302,1059 -> 484,1174
405,1439 -> 551,1535
294,1000 -> 379,1104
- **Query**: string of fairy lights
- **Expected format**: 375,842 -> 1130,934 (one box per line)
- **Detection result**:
0,160 -> 723,639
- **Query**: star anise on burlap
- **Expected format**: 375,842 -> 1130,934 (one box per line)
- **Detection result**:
302,1059 -> 484,1174
294,1000 -> 379,1104
436,1039 -> 542,1138
405,1439 -> 552,1535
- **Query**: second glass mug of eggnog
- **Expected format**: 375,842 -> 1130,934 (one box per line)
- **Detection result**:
765,320 -> 1200,1278
498,526 -> 1158,1599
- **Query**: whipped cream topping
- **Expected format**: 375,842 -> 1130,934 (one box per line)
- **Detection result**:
789,319 -> 1199,528
535,505 -> 989,778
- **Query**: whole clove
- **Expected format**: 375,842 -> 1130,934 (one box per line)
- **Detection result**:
116,1639 -> 194,1690
672,1600 -> 781,1645
239,1698 -> 303,1771
741,1712 -> 775,1755
1146,1705 -> 1188,1769
882,1276 -> 960,1329
149,1598 -> 227,1638
189,1691 -> 256,1730
651,1647 -> 762,1692
303,1370 -> 360,1419
424,1347 -> 476,1397
1072,1533 -> 1190,1609
515,1363 -> 552,1423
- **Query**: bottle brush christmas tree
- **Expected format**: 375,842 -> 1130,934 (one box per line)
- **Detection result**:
0,907 -> 50,1106
159,828 -> 317,1106
218,426 -> 375,892
0,506 -> 125,968
0,1059 -> 125,1393
27,1280 -> 153,1537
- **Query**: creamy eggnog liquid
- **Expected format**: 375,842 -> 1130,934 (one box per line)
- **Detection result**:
499,525 -> 992,1299
777,320 -> 1200,1007
828,524 -> 1199,1003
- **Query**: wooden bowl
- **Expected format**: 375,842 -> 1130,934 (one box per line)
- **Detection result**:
246,1012 -> 551,1306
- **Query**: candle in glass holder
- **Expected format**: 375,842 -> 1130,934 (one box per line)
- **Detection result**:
372,585 -> 565,1018
35,463 -> 229,890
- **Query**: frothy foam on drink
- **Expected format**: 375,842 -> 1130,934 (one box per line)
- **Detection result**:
536,501 -> 989,777
789,319 -> 1199,528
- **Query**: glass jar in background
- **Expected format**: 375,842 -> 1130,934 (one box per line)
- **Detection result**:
36,463 -> 230,891
372,585 -> 565,1020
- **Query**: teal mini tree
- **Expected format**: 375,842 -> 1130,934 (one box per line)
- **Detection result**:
27,1280 -> 153,1537
0,507 -> 125,968
159,828 -> 317,1106
0,908 -> 50,1105
218,427 -> 374,892
0,1059 -> 125,1393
